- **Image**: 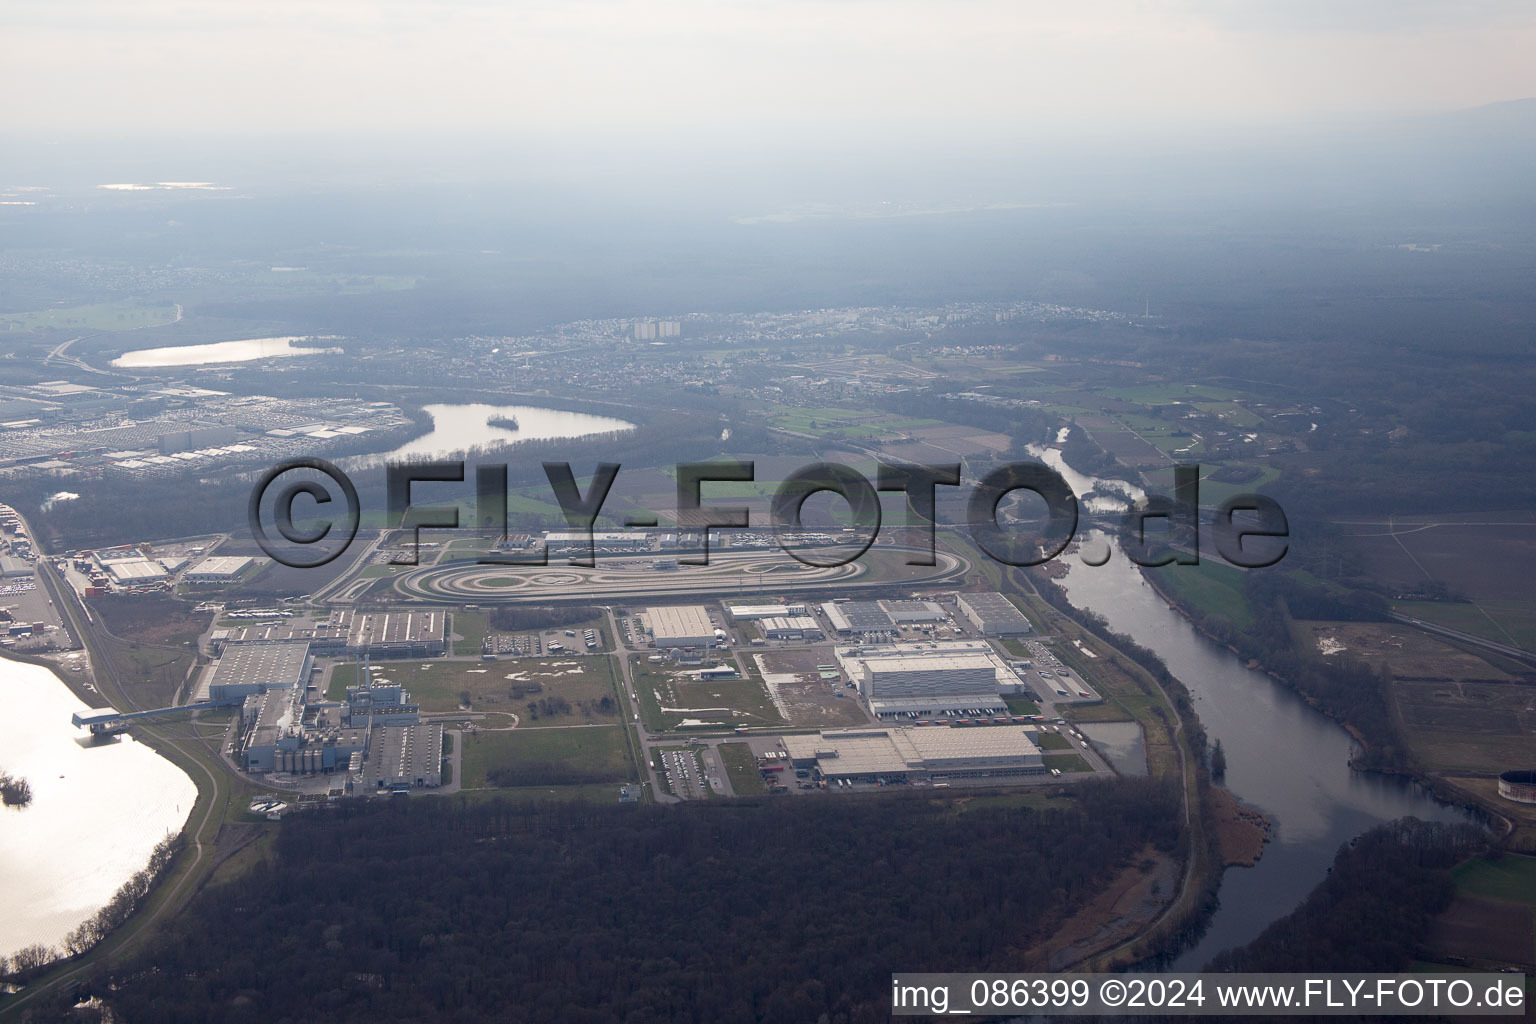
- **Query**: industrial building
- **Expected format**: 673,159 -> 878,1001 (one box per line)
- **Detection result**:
836,642 -> 1016,718
880,600 -> 946,624
360,723 -> 445,789
184,555 -> 254,583
209,608 -> 446,659
644,605 -> 716,648
240,686 -> 307,771
336,609 -> 447,658
0,555 -> 33,578
782,726 -> 1043,781
546,531 -> 650,552
822,601 -> 893,635
955,592 -> 1034,635
205,641 -> 312,700
760,615 -> 823,640
344,682 -> 421,727
727,603 -> 810,620
97,555 -> 170,586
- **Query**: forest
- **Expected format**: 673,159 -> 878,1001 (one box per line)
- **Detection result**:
90,780 -> 1183,1024
1207,819 -> 1488,972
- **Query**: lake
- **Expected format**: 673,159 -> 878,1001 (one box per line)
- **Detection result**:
0,658 -> 196,959
110,336 -> 342,368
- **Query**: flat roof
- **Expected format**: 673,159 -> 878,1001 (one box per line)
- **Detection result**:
644,605 -> 714,642
956,592 -> 1034,632
784,725 -> 1040,776
187,555 -> 254,576
209,641 -> 311,687
336,608 -> 446,646
104,557 -> 168,581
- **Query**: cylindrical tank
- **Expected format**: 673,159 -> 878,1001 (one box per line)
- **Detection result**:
1498,769 -> 1536,804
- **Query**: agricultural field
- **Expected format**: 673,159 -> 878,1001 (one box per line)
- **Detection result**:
0,300 -> 180,333
1420,855 -> 1536,972
1300,621 -> 1532,776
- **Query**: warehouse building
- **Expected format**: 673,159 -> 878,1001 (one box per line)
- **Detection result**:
546,530 -> 650,553
727,603 -> 810,620
955,592 -> 1034,636
361,723 -> 444,789
644,605 -> 716,648
205,641 -> 312,700
760,615 -> 824,641
0,555 -> 33,579
822,601 -> 893,635
344,683 -> 421,727
335,609 -> 447,658
782,726 -> 1043,782
209,608 -> 446,658
836,642 -> 1015,718
98,556 -> 170,586
880,600 -> 947,624
184,555 -> 254,583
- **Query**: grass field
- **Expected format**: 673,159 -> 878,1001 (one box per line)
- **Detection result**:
633,657 -> 785,731
1453,855 -> 1536,906
718,741 -> 767,794
451,609 -> 488,653
1,301 -> 180,333
460,726 -> 635,788
1044,752 -> 1093,773
1145,559 -> 1252,628
1004,696 -> 1041,716
377,655 -> 621,725
1036,731 -> 1074,751
1396,599 -> 1536,653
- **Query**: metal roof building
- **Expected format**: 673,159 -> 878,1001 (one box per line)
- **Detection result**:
644,605 -> 715,648
955,592 -> 1034,635
727,603 -> 809,620
360,722 -> 444,789
782,726 -> 1043,780
880,600 -> 946,623
184,555 -> 254,582
205,641 -> 312,700
822,600 -> 892,634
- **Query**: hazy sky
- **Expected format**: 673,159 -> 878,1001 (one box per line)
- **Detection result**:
6,0 -> 1536,144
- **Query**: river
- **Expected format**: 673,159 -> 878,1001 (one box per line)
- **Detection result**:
0,659 -> 196,960
1040,448 -> 1471,968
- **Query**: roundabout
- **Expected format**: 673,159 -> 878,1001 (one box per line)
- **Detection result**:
383,546 -> 969,603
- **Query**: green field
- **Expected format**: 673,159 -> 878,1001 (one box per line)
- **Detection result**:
633,657 -> 784,731
461,726 -> 636,789
1037,731 -> 1074,751
1396,599 -> 1536,654
1044,752 -> 1093,773
381,655 -> 621,724
718,741 -> 768,794
1004,696 -> 1041,716
1,301 -> 180,333
1452,855 -> 1536,906
1146,558 -> 1253,628
452,609 -> 488,653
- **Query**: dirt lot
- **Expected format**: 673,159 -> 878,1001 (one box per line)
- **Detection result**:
1300,621 -> 1515,682
751,648 -> 870,728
